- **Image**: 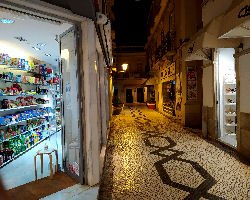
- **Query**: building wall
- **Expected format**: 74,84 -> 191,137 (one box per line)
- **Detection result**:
113,51 -> 147,104
202,0 -> 234,26
238,39 -> 250,158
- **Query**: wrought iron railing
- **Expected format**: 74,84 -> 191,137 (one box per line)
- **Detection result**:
154,31 -> 176,63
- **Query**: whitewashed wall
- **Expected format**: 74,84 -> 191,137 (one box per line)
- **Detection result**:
202,0 -> 233,26
239,54 -> 250,113
202,65 -> 214,107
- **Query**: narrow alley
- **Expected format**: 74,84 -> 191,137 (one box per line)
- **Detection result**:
98,106 -> 250,200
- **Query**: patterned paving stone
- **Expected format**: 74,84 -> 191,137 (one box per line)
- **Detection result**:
98,106 -> 250,200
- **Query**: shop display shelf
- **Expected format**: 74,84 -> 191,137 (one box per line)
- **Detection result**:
0,94 -> 48,97
0,105 -> 38,112
0,104 -> 48,115
225,114 -> 236,117
0,125 -> 44,144
0,129 -> 57,168
0,78 -> 50,86
225,103 -> 236,105
0,64 -> 50,77
224,82 -> 236,85
224,93 -> 236,96
225,123 -> 237,127
1,115 -> 47,127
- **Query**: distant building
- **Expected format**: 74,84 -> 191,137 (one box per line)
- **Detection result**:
112,46 -> 147,104
146,0 -> 203,128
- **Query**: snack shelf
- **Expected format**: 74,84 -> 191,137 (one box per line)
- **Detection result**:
0,104 -> 49,113
225,114 -> 236,117
0,130 -> 57,168
1,63 -> 50,77
225,103 -> 236,105
225,123 -> 237,127
0,94 -> 47,97
0,78 -> 49,86
0,124 -> 44,144
1,114 -> 49,127
224,82 -> 236,85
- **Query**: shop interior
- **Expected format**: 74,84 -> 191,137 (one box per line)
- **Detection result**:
0,8 -> 73,189
218,48 -> 237,147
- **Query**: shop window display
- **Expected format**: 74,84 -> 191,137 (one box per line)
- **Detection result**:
0,53 -> 61,166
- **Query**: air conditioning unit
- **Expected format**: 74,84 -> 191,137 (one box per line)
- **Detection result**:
96,12 -> 108,25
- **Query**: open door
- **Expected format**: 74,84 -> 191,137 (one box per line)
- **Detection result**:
60,26 -> 84,183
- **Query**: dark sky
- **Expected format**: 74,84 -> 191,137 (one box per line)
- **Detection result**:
113,0 -> 152,47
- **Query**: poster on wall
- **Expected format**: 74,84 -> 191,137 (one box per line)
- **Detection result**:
187,66 -> 197,100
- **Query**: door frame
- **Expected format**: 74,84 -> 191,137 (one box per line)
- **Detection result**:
0,1 -> 86,184
59,25 -> 85,184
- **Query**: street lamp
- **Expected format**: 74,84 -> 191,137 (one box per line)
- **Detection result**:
122,64 -> 128,71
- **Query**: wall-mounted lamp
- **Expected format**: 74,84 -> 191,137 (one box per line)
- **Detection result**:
122,63 -> 128,71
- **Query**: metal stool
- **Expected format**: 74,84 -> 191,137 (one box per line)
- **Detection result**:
34,148 -> 58,181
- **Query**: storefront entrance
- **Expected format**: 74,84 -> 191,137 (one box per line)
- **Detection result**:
0,5 -> 84,188
126,89 -> 133,103
217,48 -> 237,147
137,88 -> 144,103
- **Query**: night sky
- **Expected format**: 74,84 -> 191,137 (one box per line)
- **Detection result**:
113,0 -> 152,47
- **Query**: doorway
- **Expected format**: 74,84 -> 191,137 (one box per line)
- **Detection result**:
137,88 -> 144,103
217,48 -> 237,147
0,5 -> 83,189
126,89 -> 133,103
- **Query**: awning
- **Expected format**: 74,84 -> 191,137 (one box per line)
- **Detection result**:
220,0 -> 250,38
183,16 -> 240,61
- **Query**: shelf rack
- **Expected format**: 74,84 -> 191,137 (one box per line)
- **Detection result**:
1,63 -> 51,77
0,124 -> 44,144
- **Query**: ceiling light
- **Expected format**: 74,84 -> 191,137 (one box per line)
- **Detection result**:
37,43 -> 46,47
1,19 -> 15,24
33,47 -> 41,51
45,53 -> 51,57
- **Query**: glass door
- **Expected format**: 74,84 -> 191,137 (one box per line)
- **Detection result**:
218,48 -> 237,147
60,26 -> 83,183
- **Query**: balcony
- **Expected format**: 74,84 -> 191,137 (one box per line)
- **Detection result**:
154,31 -> 176,64
115,72 -> 146,79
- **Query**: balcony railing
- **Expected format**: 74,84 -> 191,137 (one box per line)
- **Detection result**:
115,72 -> 146,79
154,31 -> 176,64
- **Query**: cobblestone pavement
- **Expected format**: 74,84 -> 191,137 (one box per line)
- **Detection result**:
98,106 -> 250,200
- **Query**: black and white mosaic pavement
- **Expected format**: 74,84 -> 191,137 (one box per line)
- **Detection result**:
98,106 -> 250,200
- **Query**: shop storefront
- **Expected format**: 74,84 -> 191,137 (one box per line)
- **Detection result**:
184,0 -> 250,159
0,0 -> 112,188
0,4 -> 84,186
219,0 -> 250,159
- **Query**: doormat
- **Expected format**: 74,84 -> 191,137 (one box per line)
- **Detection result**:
7,171 -> 77,200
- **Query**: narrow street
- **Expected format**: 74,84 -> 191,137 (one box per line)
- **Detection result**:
98,106 -> 250,200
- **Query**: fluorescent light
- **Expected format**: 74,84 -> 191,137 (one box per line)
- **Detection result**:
45,53 -> 51,57
1,19 -> 15,24
37,43 -> 46,47
33,47 -> 41,51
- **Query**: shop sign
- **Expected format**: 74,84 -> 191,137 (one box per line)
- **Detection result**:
161,62 -> 175,82
187,66 -> 197,100
238,5 -> 250,18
